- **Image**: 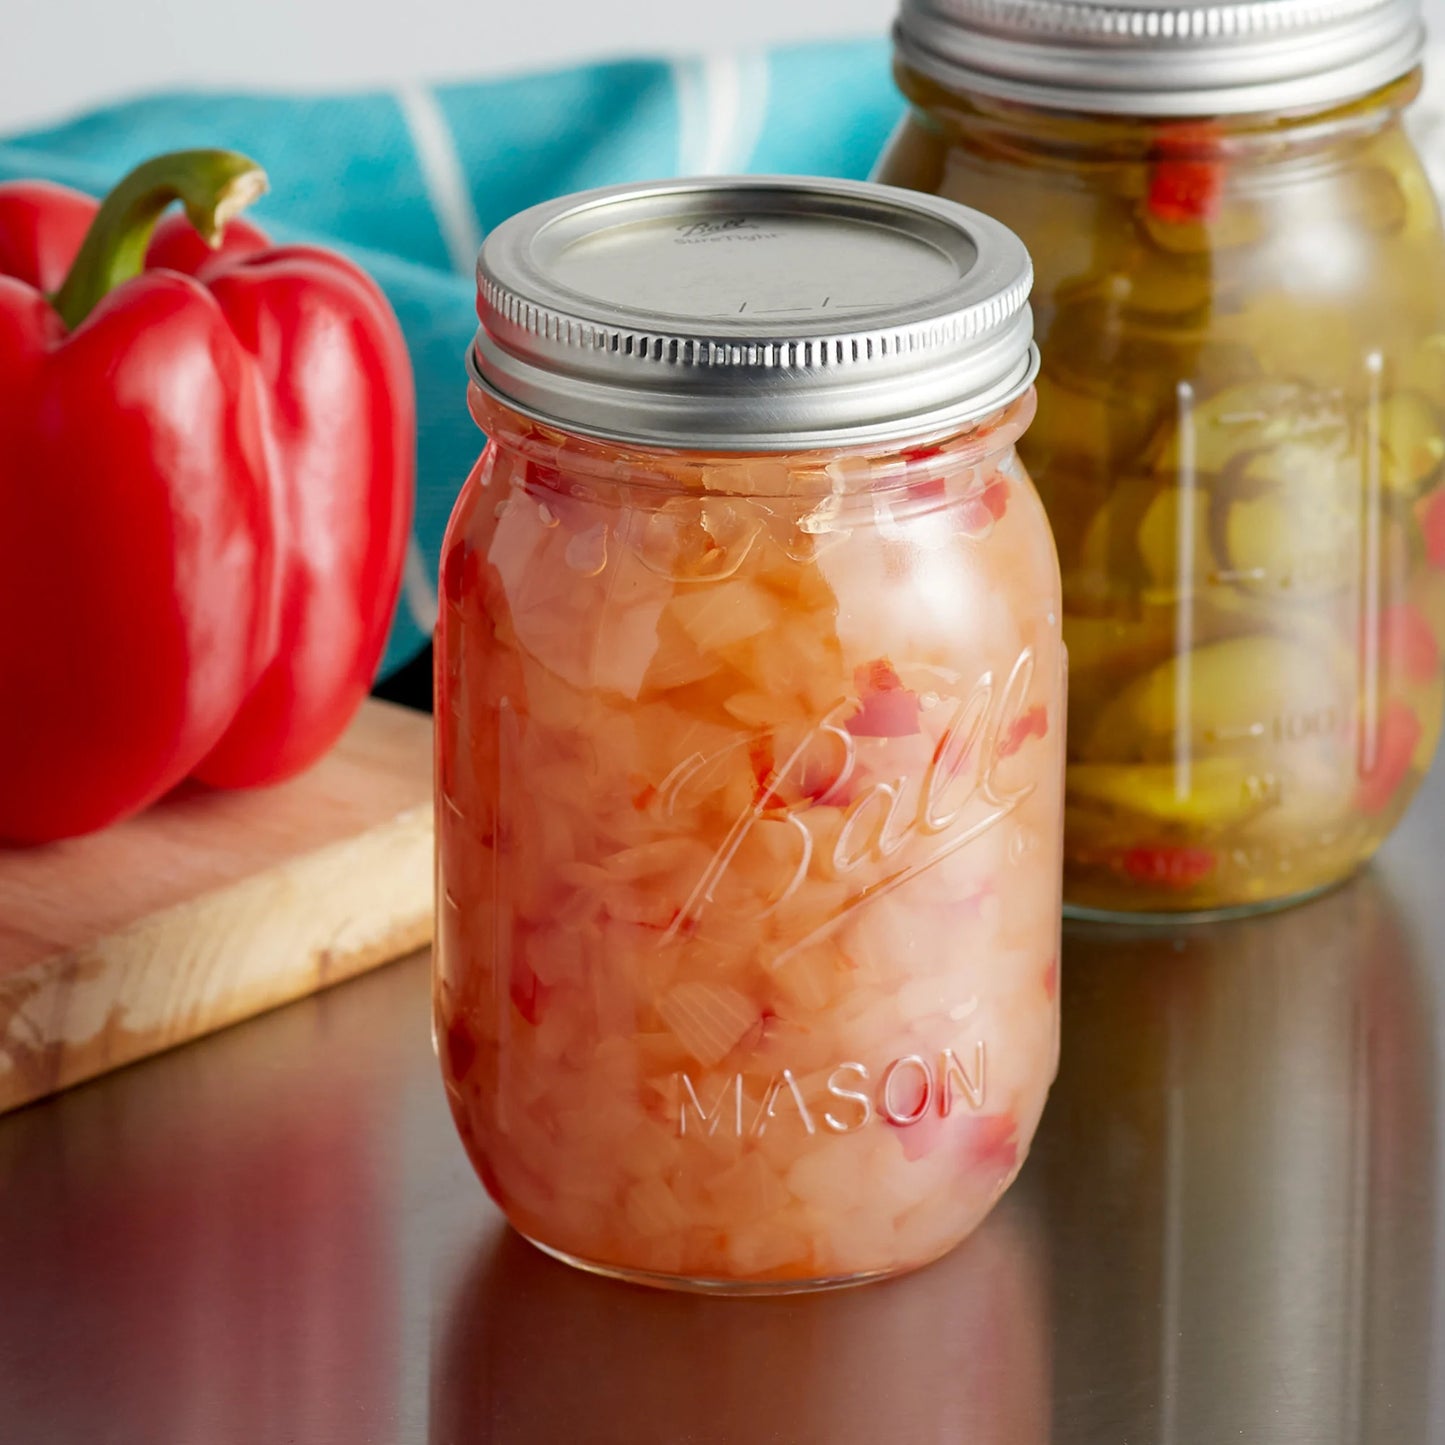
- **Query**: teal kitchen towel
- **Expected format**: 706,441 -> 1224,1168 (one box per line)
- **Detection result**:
0,42 -> 904,675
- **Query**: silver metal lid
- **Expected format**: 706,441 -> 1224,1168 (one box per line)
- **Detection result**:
894,0 -> 1425,116
469,176 -> 1037,452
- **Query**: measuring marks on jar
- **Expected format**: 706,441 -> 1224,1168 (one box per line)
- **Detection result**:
1197,701 -> 1349,811
1206,545 -> 1356,594
1202,702 -> 1345,749
1141,375 -> 1396,817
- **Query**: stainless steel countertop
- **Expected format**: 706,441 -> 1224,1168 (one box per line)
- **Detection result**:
3,771 -> 1444,1444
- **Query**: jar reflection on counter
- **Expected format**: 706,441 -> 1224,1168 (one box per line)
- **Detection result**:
435,178 -> 1064,1292
878,0 -> 1445,916
1042,874 -> 1435,1440
435,1212 -> 1051,1445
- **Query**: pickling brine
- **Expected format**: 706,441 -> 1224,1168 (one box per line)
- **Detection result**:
435,177 -> 1062,1292
880,0 -> 1445,916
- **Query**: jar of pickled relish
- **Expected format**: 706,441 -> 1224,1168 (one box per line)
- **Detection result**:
877,0 -> 1445,917
435,177 -> 1065,1293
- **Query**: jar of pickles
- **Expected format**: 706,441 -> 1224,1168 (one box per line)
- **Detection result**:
878,0 -> 1445,916
435,178 -> 1065,1292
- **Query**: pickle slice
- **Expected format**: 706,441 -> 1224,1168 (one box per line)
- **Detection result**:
1064,613 -> 1177,683
1136,484 -> 1217,587
1031,368 -> 1163,495
1378,392 -> 1445,496
1149,381 -> 1350,480
1085,634 -> 1343,762
1073,475 -> 1158,598
1067,757 -> 1266,829
1221,452 -> 1358,601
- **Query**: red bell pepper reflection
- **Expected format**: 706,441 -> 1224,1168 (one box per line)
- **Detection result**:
0,979 -> 403,1439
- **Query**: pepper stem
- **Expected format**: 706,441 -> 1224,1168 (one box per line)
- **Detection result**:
49,149 -> 268,331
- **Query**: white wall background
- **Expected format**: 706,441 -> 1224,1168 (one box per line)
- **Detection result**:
2,0 -> 897,132
10,0 -> 1445,135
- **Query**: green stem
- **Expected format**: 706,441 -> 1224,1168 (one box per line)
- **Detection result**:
50,149 -> 268,331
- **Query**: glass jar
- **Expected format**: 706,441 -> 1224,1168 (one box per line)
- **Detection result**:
435,177 -> 1065,1292
877,0 -> 1445,917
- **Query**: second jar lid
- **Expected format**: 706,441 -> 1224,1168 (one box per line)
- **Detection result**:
895,0 -> 1425,116
469,176 -> 1037,452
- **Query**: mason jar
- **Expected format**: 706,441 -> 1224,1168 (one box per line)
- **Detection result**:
434,177 -> 1065,1292
877,0 -> 1445,917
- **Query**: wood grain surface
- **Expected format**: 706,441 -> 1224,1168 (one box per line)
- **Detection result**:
0,699 -> 435,1113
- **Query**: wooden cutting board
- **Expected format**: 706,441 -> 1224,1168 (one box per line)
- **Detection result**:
0,699 -> 434,1114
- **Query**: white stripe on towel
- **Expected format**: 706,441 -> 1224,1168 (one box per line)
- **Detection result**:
673,52 -> 770,176
402,531 -> 440,637
395,81 -> 485,275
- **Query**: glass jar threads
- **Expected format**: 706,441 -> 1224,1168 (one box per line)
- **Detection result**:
434,178 -> 1065,1292
878,0 -> 1445,916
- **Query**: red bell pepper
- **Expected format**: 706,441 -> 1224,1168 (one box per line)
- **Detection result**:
0,150 -> 414,843
1146,121 -> 1226,226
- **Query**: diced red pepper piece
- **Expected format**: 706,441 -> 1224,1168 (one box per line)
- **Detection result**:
888,1069 -> 940,1162
1356,698 -> 1423,815
900,443 -> 947,465
1119,844 -> 1218,889
887,1066 -> 1019,1174
797,744 -> 849,804
998,702 -> 1048,759
847,659 -> 922,738
1421,488 -> 1445,570
932,723 -> 977,775
981,475 -> 1009,521
901,445 -> 951,507
857,659 -> 906,693
962,1113 -> 1019,1175
1147,162 -> 1224,224
1147,122 -> 1225,224
749,733 -> 781,808
847,690 -> 922,738
956,476 -> 1009,535
893,1107 -> 1019,1170
1382,602 -> 1442,686
737,1007 -> 779,1056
